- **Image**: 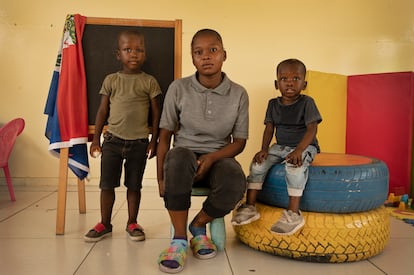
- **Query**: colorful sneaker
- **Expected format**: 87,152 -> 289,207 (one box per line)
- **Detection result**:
126,223 -> 145,241
84,223 -> 112,242
231,204 -> 260,226
271,210 -> 305,235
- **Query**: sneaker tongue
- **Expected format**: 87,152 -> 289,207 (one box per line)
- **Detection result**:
287,210 -> 299,216
127,223 -> 142,231
94,223 -> 106,232
285,210 -> 295,222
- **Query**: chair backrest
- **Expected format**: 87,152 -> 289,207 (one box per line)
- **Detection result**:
0,118 -> 25,167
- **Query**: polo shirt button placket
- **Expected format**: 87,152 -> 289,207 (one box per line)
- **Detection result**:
206,93 -> 213,118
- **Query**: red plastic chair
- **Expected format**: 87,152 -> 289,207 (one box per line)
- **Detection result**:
0,118 -> 25,201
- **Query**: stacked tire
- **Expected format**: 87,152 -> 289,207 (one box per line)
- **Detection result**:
232,153 -> 390,263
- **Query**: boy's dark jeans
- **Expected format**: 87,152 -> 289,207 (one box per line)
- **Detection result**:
163,146 -> 246,218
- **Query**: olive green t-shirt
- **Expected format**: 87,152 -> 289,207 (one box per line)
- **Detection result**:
100,71 -> 161,140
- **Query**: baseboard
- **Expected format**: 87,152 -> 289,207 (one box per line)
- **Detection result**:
0,177 -> 158,187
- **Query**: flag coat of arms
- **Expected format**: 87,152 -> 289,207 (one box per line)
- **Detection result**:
44,14 -> 89,180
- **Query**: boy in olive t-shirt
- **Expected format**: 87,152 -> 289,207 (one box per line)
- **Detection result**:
84,30 -> 162,242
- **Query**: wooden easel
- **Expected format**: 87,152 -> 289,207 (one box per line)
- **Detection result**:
55,125 -> 104,235
54,17 -> 182,235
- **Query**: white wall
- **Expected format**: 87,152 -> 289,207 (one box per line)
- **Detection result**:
1,0 -> 413,185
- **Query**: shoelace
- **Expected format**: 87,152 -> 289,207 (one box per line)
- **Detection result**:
281,210 -> 298,223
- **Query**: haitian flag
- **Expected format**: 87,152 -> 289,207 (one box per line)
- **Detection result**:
44,14 -> 89,180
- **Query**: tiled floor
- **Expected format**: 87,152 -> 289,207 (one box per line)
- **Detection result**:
0,180 -> 413,275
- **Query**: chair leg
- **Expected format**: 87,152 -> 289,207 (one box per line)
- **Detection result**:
210,218 -> 226,251
3,166 -> 16,201
170,224 -> 175,240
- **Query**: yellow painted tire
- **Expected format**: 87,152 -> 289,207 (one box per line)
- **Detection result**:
233,203 -> 390,263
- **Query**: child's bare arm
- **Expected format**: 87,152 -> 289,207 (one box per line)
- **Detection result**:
90,95 -> 109,156
254,122 -> 274,163
156,128 -> 174,197
147,94 -> 162,159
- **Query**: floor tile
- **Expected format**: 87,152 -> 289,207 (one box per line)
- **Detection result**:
1,185 -> 413,274
76,238 -> 232,275
225,238 -> 386,275
0,238 -> 94,275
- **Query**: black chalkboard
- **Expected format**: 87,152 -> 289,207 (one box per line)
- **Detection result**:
82,18 -> 182,128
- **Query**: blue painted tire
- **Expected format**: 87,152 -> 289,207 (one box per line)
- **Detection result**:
257,153 -> 389,213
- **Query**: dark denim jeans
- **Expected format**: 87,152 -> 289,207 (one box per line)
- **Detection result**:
163,147 -> 246,218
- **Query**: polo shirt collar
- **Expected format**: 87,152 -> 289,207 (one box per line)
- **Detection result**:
191,72 -> 230,95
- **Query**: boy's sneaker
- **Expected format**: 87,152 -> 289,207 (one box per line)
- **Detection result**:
231,204 -> 260,226
126,223 -> 145,241
271,210 -> 305,235
84,223 -> 112,242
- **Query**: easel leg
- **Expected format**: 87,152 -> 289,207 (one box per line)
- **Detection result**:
56,147 -> 68,235
78,178 -> 86,214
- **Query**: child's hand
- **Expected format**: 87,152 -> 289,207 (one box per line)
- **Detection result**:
147,141 -> 157,159
195,154 -> 214,182
253,150 -> 268,164
286,149 -> 303,166
90,142 -> 101,158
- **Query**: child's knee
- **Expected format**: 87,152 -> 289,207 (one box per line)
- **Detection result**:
285,163 -> 306,176
285,164 -> 308,191
249,162 -> 269,177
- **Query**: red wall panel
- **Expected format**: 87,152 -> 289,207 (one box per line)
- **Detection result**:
346,72 -> 414,195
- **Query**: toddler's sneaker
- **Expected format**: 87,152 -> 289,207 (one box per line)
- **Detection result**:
231,204 -> 260,226
271,210 -> 305,235
126,223 -> 145,241
84,223 -> 112,242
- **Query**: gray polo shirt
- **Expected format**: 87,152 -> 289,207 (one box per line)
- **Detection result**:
160,73 -> 249,153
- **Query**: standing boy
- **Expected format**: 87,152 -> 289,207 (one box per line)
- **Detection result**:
232,58 -> 322,236
84,30 -> 162,242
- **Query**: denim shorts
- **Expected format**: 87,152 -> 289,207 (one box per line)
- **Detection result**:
100,132 -> 148,191
247,144 -> 317,196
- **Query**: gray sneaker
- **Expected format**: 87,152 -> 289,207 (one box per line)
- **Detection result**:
231,204 -> 260,226
271,210 -> 305,235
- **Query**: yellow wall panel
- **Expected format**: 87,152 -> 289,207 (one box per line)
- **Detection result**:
305,71 -> 347,153
1,0 -> 413,183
